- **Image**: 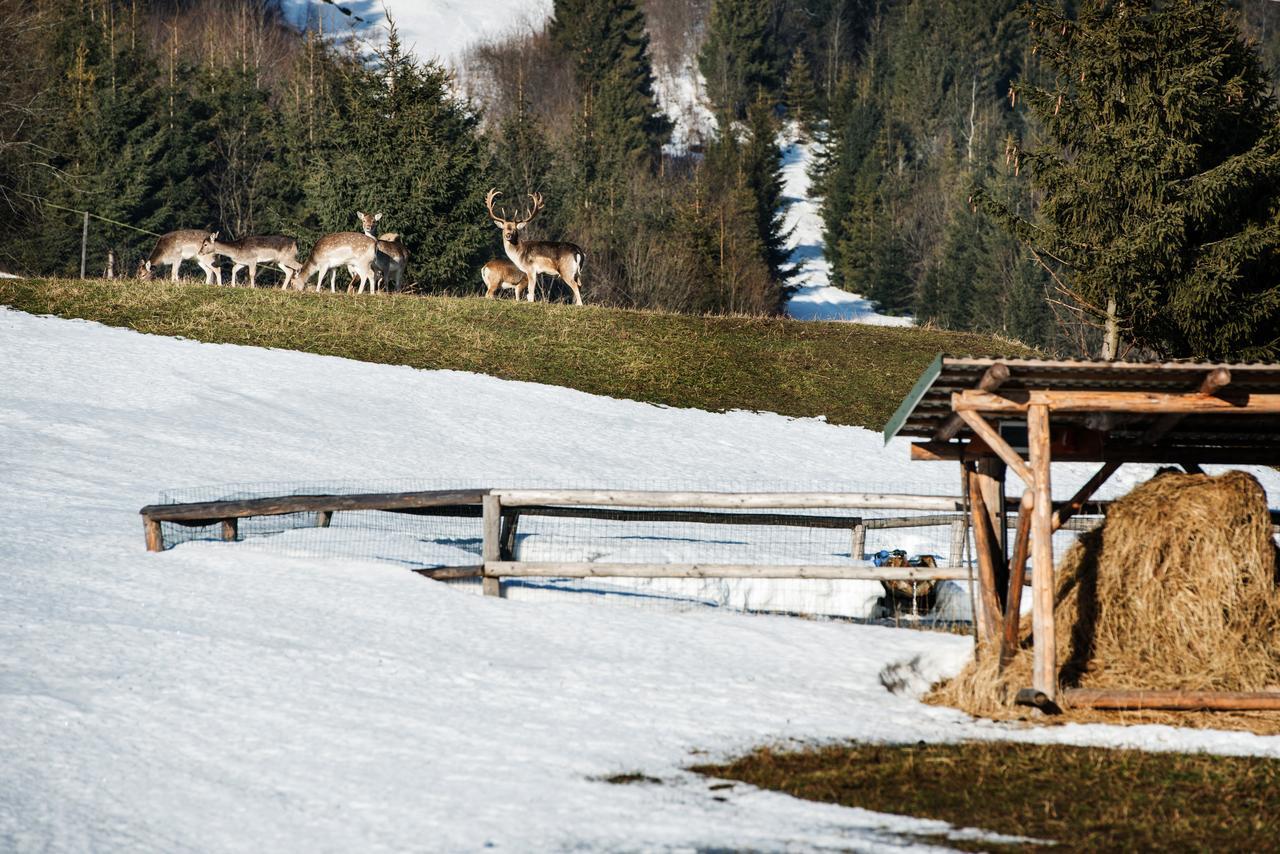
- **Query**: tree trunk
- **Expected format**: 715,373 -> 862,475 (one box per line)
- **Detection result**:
1101,295 -> 1119,360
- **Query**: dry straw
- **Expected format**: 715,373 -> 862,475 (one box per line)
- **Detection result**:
931,470 -> 1280,733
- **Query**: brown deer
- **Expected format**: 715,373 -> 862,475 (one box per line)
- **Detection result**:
137,229 -> 221,285
293,232 -> 378,293
485,189 -> 585,305
356,211 -> 408,293
480,258 -> 530,300
198,233 -> 301,289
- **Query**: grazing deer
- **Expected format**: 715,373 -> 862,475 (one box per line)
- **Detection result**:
293,232 -> 378,293
480,258 -> 530,300
198,232 -> 301,289
137,229 -> 221,285
485,189 -> 585,305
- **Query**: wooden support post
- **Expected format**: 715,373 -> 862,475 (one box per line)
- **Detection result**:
975,458 -> 1008,605
965,463 -> 1003,647
143,516 -> 164,552
936,363 -> 1010,441
947,518 -> 966,568
316,511 -> 333,528
1000,492 -> 1033,668
482,493 -> 502,597
1028,403 -> 1056,700
499,509 -> 520,561
851,522 -> 866,561
221,518 -> 238,542
1052,461 -> 1119,531
956,410 -> 1034,485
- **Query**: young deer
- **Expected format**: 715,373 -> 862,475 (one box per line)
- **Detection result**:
480,258 -> 530,300
294,232 -> 378,293
198,232 -> 301,289
356,211 -> 408,293
485,189 -> 585,305
137,229 -> 221,285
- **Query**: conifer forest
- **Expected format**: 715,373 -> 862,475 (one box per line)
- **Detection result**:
4,0 -> 1280,359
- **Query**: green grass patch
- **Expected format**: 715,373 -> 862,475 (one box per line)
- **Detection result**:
0,278 -> 1035,430
694,741 -> 1280,850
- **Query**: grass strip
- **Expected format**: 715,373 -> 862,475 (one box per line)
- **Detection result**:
694,741 -> 1280,851
0,278 -> 1035,430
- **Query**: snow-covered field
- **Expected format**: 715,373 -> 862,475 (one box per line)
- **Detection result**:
4,308 -> 1280,851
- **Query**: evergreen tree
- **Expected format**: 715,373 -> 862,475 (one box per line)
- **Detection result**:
699,0 -> 782,119
784,46 -> 819,136
980,0 -> 1280,360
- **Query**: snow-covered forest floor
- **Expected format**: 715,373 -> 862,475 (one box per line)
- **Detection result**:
4,309 -> 1280,851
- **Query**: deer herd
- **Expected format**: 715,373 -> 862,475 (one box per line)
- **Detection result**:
135,190 -> 586,304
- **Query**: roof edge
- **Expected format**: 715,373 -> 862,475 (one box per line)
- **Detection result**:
884,353 -> 944,445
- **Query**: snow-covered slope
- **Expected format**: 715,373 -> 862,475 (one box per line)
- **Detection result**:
4,309 -> 1280,851
781,130 -> 912,325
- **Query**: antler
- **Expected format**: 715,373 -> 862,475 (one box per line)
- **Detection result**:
521,193 -> 545,225
485,188 -> 507,223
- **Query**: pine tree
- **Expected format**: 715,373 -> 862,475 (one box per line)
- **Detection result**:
699,0 -> 782,120
979,0 -> 1280,360
784,46 -> 819,135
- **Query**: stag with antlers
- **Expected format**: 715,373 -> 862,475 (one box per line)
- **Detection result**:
485,189 -> 585,305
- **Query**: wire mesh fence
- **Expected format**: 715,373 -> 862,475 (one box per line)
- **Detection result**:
148,477 -> 1093,626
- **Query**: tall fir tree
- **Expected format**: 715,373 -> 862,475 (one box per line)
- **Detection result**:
699,0 -> 782,119
980,0 -> 1280,360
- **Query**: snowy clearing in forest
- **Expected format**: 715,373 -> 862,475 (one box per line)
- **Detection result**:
4,309 -> 1280,852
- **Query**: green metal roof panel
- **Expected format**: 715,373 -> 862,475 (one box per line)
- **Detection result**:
883,353 -> 944,444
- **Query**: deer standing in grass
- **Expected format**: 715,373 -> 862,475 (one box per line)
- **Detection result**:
198,232 -> 301,289
326,212 -> 408,293
137,230 -> 221,284
485,189 -> 585,305
480,258 -> 530,300
293,232 -> 378,293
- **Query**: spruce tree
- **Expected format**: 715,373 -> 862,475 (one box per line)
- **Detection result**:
980,0 -> 1280,360
784,46 -> 819,135
699,0 -> 782,119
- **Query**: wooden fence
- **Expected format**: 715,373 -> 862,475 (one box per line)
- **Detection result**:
139,487 -> 1114,597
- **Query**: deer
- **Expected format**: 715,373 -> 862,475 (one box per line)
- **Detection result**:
480,258 -> 530,300
137,229 -> 221,285
485,189 -> 585,305
293,232 -> 378,294
356,211 -> 408,293
198,232 -> 301,289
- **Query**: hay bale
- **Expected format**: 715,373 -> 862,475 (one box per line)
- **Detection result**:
932,470 -> 1280,719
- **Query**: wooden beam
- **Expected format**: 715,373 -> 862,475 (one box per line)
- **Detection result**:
482,561 -> 971,580
956,410 -> 1035,485
1000,492 -> 1033,669
912,441 -> 1280,466
1064,688 -> 1280,711
482,494 -> 502,597
411,565 -> 485,581
1028,403 -> 1057,700
1052,461 -> 1120,531
510,505 -> 865,530
139,489 -> 490,523
965,463 -> 1004,647
955,388 -> 1280,414
1137,368 -> 1233,444
493,490 -> 963,511
1014,687 -> 1062,714
978,458 -> 1008,593
144,517 -> 165,552
935,363 -> 1010,441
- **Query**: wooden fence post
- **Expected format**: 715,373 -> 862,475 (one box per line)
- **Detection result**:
1028,403 -> 1057,700
948,517 -> 967,568
316,511 -> 333,528
851,522 -> 866,561
482,493 -> 502,597
221,518 -> 238,542
143,517 -> 164,552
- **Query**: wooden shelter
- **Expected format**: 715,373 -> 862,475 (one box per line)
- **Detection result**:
884,356 -> 1280,713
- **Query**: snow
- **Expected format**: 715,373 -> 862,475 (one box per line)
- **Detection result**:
4,308 -> 1280,851
781,129 -> 914,325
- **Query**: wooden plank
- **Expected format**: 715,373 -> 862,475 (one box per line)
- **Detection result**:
1028,403 -> 1057,700
412,565 -> 485,581
144,517 -> 165,552
851,523 -> 866,561
956,410 -> 1035,485
914,440 -> 1280,466
221,518 -> 238,542
1000,493 -> 1033,668
482,494 -> 502,597
492,490 -> 964,511
1052,461 -> 1120,531
965,463 -> 1004,647
140,489 -> 490,523
483,562 -> 971,581
510,505 -> 864,529
976,458 -> 1008,595
955,389 -> 1280,414
1064,689 -> 1280,711
935,363 -> 1010,441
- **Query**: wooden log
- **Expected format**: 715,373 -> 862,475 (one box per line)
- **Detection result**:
1063,688 -> 1280,711
482,493 -> 502,597
510,505 -> 865,529
139,489 -> 490,523
499,509 -> 520,561
912,440 -> 1280,466
491,489 -> 964,512
482,561 -> 971,581
1028,403 -> 1057,700
1137,368 -> 1233,444
955,411 -> 1035,486
947,517 -> 967,568
955,388 -> 1280,414
851,523 -> 866,561
1000,492 -> 1034,669
965,463 -> 1004,647
976,458 -> 1008,599
316,511 -> 333,528
412,565 -> 485,581
1052,461 -> 1120,531
1014,687 -> 1061,714
143,517 -> 165,552
221,518 -> 238,542
935,363 -> 1010,441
